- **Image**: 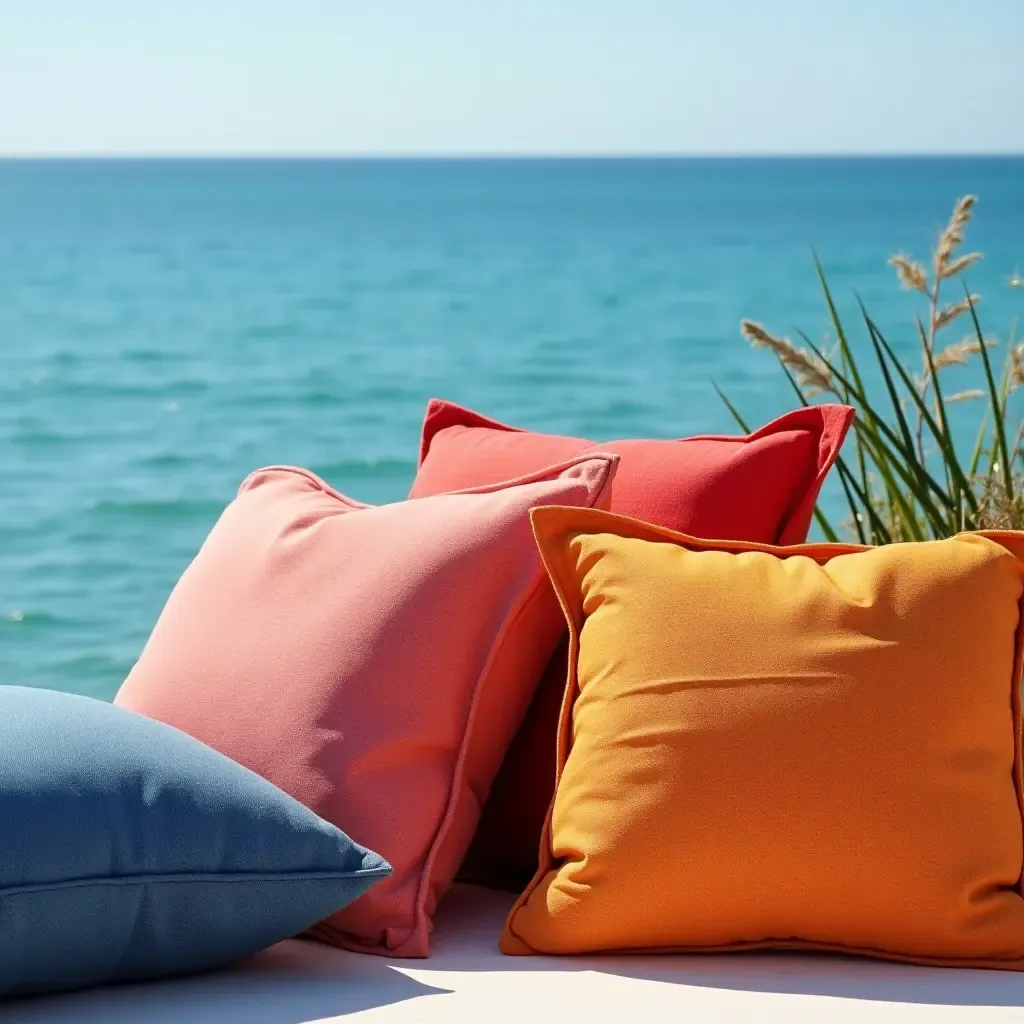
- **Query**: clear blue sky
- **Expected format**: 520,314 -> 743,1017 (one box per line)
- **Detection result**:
1,1 -> 1021,156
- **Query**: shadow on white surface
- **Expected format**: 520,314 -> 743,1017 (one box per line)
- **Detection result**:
571,951 -> 1024,1008
3,939 -> 447,1023
425,886 -> 1024,1009
8,884 -> 1024,1021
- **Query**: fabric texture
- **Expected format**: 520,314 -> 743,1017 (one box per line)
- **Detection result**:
502,507 -> 1024,970
115,455 -> 617,958
0,686 -> 389,998
411,398 -> 854,888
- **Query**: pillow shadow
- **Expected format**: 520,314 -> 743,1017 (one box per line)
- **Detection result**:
593,951 -> 1024,1009
446,943 -> 1024,1009
6,939 -> 448,1024
429,886 -> 1024,1010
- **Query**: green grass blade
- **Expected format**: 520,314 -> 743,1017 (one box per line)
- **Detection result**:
968,411 -> 989,478
813,507 -> 840,542
814,252 -> 868,398
775,363 -> 811,410
834,454 -> 892,544
855,300 -> 936,518
806,258 -> 878,517
851,425 -> 929,540
797,329 -> 956,514
805,324 -> 952,529
967,285 -> 1014,499
915,314 -> 964,511
711,380 -> 753,433
814,258 -> 925,536
834,456 -> 868,544
914,316 -> 955,502
861,312 -> 978,515
814,266 -> 880,523
852,434 -> 874,531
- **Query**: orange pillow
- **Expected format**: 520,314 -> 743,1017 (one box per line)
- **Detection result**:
502,507 -> 1024,971
115,455 -> 617,958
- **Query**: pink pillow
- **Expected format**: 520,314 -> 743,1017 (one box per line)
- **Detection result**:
115,455 -> 617,957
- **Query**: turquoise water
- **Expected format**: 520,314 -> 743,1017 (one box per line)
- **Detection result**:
1,158 -> 1021,700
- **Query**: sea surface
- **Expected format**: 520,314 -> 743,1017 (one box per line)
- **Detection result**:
1,157 -> 1021,700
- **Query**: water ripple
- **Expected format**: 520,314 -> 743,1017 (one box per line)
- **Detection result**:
2,157 -> 1021,702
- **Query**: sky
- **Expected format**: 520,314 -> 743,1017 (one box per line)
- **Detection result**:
0,1 -> 1021,156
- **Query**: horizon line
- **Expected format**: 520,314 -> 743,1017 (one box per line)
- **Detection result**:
0,151 -> 1022,162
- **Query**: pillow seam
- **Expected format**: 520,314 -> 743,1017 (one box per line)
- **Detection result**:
0,865 -> 391,898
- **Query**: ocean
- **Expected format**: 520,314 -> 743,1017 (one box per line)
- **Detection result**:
1,157 -> 1021,700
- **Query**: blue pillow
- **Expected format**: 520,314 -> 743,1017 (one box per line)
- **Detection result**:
0,686 -> 390,997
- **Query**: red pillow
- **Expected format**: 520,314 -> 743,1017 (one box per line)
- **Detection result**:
411,398 -> 854,889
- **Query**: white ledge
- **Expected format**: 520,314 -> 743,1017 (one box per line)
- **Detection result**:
15,884 -> 1024,1022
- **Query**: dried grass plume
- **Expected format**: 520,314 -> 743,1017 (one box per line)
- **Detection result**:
936,195 -> 977,277
890,254 -> 929,293
740,320 -> 833,396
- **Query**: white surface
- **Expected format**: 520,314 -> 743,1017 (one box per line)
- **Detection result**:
9,884 -> 1024,1023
